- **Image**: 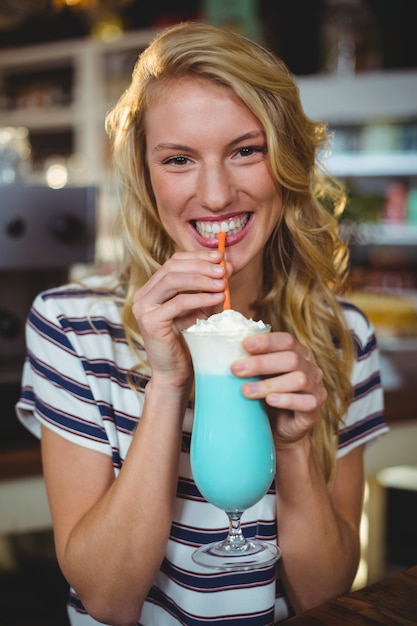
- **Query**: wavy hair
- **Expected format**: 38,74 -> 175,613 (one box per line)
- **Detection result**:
105,22 -> 354,483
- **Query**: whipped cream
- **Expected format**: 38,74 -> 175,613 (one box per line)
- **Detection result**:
186,309 -> 266,333
183,310 -> 269,375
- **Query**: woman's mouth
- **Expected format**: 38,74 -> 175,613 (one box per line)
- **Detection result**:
192,213 -> 250,239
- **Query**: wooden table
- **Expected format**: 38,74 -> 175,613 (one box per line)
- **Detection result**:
285,565 -> 417,625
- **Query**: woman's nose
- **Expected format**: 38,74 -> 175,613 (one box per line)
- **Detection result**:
197,164 -> 235,212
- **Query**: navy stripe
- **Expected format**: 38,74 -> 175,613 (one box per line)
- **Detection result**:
28,351 -> 95,402
170,519 -> 277,547
338,412 -> 386,448
59,315 -> 128,342
353,332 -> 377,360
68,591 -> 88,614
339,299 -> 378,359
19,385 -> 35,408
99,401 -> 139,434
161,558 -> 275,592
28,308 -> 76,355
35,397 -> 108,444
339,299 -> 370,323
353,371 -> 382,400
42,287 -> 115,300
147,585 -> 275,625
81,358 -> 150,392
177,477 -> 205,501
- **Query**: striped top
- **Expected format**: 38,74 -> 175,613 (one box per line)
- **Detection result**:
16,276 -> 387,626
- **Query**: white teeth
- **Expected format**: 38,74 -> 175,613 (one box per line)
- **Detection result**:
194,214 -> 249,238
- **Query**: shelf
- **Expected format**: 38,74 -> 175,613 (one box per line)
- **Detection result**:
355,223 -> 417,246
298,70 -> 417,124
345,222 -> 417,248
325,152 -> 417,177
1,106 -> 78,131
0,29 -> 156,68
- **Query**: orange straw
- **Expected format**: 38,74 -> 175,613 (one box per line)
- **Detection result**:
217,232 -> 231,310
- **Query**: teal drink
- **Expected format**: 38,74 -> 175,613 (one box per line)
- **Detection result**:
191,371 -> 275,511
183,311 -> 280,570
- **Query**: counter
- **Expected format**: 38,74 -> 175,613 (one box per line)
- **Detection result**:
285,564 -> 417,625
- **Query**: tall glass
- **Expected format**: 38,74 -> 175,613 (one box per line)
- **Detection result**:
183,323 -> 280,570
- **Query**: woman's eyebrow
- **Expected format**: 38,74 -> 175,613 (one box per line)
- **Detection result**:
228,130 -> 266,147
152,131 -> 266,154
152,142 -> 191,153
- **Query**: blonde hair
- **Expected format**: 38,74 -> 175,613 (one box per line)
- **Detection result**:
105,22 -> 354,482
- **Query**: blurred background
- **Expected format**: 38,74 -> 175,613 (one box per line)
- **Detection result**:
0,1 -> 416,624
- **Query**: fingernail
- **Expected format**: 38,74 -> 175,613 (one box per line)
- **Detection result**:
244,337 -> 257,349
233,361 -> 247,373
245,383 -> 259,396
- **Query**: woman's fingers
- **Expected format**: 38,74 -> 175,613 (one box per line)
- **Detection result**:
232,330 -> 327,419
132,251 -> 232,326
138,291 -> 225,337
134,253 -> 225,304
130,251 -> 233,386
233,333 -> 320,382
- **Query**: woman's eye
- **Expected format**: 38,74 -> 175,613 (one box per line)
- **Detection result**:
237,146 -> 266,157
164,155 -> 190,166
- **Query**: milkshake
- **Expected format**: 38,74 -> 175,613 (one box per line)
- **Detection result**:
183,310 -> 280,569
184,310 -> 276,512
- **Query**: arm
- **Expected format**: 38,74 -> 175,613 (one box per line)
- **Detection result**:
42,380 -> 187,626
232,331 -> 363,613
274,440 -> 363,612
41,250 -> 228,626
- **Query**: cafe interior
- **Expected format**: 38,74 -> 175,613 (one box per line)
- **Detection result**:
0,0 -> 416,624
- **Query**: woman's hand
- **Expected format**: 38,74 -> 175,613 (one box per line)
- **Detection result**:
230,332 -> 364,614
231,331 -> 327,448
132,250 -> 229,389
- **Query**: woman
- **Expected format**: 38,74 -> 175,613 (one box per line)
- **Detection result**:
17,22 -> 387,626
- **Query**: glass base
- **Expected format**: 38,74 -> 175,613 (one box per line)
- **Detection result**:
192,539 -> 281,571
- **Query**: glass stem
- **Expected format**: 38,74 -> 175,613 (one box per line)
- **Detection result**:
225,511 -> 246,549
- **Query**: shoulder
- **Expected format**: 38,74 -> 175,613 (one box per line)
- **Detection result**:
336,298 -> 387,453
33,275 -> 122,322
28,275 -> 126,349
337,297 -> 378,359
338,297 -> 373,334
36,275 -> 120,311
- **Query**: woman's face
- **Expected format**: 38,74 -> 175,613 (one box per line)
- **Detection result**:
145,78 -> 282,279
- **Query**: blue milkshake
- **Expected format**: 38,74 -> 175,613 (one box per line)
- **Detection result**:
183,310 -> 280,570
